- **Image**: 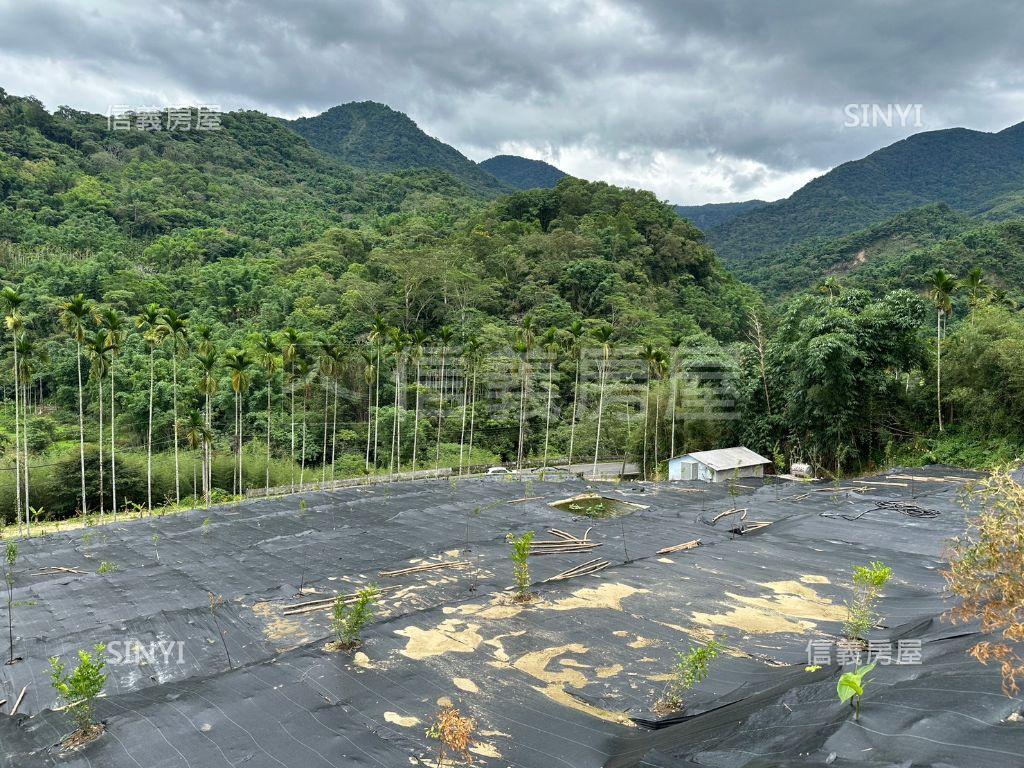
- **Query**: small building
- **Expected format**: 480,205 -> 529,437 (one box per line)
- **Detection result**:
668,446 -> 773,483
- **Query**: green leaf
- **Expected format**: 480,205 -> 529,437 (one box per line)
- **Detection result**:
837,672 -> 863,703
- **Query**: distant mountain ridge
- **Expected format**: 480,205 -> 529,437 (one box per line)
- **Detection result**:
479,154 -> 568,189
706,121 -> 1024,267
674,199 -> 767,231
286,101 -> 510,196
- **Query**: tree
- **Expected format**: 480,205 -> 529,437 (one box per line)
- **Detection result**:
639,344 -> 657,479
368,314 -> 389,469
434,325 -> 454,472
360,349 -> 375,473
537,327 -> 559,469
182,410 -> 211,506
929,269 -> 958,432
49,645 -> 107,735
591,326 -> 615,477
15,334 -> 43,528
515,315 -> 536,471
464,335 -> 482,473
195,350 -> 219,506
99,307 -> 125,516
2,286 -> 26,532
330,585 -> 379,649
61,294 -> 94,518
135,304 -> 165,513
965,266 -> 987,324
387,328 -> 406,477
409,329 -> 429,474
224,349 -> 253,496
281,327 -> 302,489
565,320 -> 585,469
159,309 -> 189,504
668,332 -> 686,458
86,329 -> 109,519
254,332 -> 280,494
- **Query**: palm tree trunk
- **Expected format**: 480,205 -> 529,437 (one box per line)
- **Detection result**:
289,364 -> 296,491
373,347 -> 381,468
206,391 -> 212,507
97,376 -> 105,520
434,348 -> 446,473
467,363 -> 478,470
642,375 -> 651,479
592,351 -> 608,477
936,310 -> 944,432
77,343 -> 88,516
322,380 -> 329,484
146,348 -> 154,514
543,360 -> 553,468
364,372 -> 373,472
412,360 -> 421,474
21,380 -> 30,534
172,351 -> 179,505
266,383 -> 272,495
669,373 -> 678,459
568,356 -> 580,470
109,352 -> 117,518
391,363 -> 401,479
331,380 -> 338,483
458,368 -> 468,475
11,343 -> 21,536
517,361 -> 527,472
653,383 -> 661,477
299,386 -> 307,487
238,391 -> 244,495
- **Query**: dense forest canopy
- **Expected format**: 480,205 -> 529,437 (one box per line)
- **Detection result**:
2,88 -> 1024,524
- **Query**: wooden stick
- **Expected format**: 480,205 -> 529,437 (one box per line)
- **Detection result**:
545,559 -> 610,582
711,507 -> 745,523
547,528 -> 577,540
656,539 -> 701,555
283,585 -> 400,613
529,546 -> 602,556
852,480 -> 907,487
10,686 -> 27,716
379,560 -> 468,578
507,496 -> 544,504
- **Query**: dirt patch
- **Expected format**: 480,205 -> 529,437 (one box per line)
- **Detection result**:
395,619 -> 484,660
545,582 -> 649,612
453,677 -> 479,693
57,724 -> 105,752
550,493 -> 645,519
252,601 -> 311,646
691,579 -> 845,635
384,711 -> 420,727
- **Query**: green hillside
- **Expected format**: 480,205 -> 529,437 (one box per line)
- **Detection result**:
286,101 -> 510,197
674,199 -> 766,230
708,121 -> 1024,266
736,202 -> 1024,301
479,154 -> 568,189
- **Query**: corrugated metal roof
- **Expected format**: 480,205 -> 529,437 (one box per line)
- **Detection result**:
672,446 -> 772,471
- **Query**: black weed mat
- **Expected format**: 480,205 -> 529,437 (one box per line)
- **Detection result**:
1,466 -> 1021,767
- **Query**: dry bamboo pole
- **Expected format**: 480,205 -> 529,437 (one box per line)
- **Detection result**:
656,539 -> 701,555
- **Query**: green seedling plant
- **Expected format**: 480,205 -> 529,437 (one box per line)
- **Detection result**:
837,662 -> 875,721
843,561 -> 892,642
331,585 -> 380,649
49,644 -> 108,735
3,542 -> 18,664
657,638 -> 723,712
97,561 -> 119,575
507,530 -> 534,602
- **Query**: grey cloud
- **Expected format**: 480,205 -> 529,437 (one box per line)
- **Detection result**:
1,0 -> 1022,203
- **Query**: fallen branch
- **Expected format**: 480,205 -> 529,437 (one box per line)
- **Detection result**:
282,585 -> 400,615
379,560 -> 468,578
656,539 -> 701,555
711,507 -> 746,524
545,558 -> 610,582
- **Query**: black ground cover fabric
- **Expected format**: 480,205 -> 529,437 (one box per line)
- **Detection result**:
1,466 -> 1021,767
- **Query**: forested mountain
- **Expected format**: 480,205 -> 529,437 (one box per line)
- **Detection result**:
707,121 -> 1024,266
0,87 -> 761,519
479,154 -> 568,189
673,199 -> 766,230
286,101 -> 510,196
735,202 -> 1024,300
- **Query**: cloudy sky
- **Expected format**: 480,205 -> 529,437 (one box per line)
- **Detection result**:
2,0 -> 1022,204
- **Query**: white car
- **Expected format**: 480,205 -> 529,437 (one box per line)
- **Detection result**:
486,466 -> 513,475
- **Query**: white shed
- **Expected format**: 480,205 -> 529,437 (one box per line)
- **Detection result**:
668,446 -> 773,483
